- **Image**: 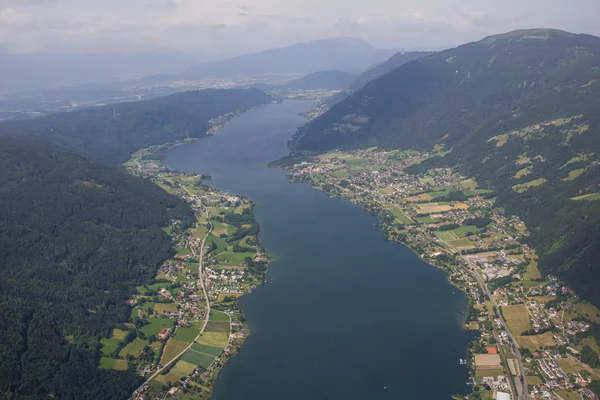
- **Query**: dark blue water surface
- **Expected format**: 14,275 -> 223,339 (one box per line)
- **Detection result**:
165,100 -> 475,400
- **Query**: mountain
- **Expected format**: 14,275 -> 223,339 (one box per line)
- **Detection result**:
0,52 -> 200,93
0,88 -> 273,165
327,51 -> 433,104
293,29 -> 600,306
178,38 -> 396,80
284,71 -> 357,90
0,135 -> 194,398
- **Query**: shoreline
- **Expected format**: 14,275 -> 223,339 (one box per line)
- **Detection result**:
118,109 -> 274,400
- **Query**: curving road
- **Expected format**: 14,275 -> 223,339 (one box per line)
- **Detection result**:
130,194 -> 212,399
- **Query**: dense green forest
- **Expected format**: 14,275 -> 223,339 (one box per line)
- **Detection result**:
293,29 -> 600,306
0,136 -> 195,398
0,88 -> 273,165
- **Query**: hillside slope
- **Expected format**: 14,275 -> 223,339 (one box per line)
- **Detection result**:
327,51 -> 433,105
293,29 -> 600,306
0,136 -> 193,398
0,88 -> 272,165
285,70 -> 356,90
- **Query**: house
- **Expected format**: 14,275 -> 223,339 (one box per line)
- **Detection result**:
159,328 -> 170,340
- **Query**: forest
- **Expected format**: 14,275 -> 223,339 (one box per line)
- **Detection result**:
0,88 -> 273,165
293,29 -> 600,307
0,136 -> 197,398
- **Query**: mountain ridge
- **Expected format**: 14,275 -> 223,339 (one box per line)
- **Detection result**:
293,28 -> 600,306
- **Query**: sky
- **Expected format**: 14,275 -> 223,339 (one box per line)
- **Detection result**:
1,0 -> 599,55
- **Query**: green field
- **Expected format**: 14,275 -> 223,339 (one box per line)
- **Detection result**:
205,234 -> 227,254
434,231 -> 456,241
189,343 -> 224,357
141,318 -> 175,337
147,282 -> 171,291
119,338 -> 148,358
174,321 -> 203,342
512,178 -> 547,193
447,238 -> 473,248
452,225 -> 480,238
562,168 -> 585,181
415,215 -> 436,224
100,338 -> 121,356
154,303 -> 178,314
206,321 -> 230,333
111,328 -> 128,340
100,357 -> 127,370
170,360 -> 197,378
571,192 -> 600,201
346,158 -> 369,166
161,338 -> 190,365
209,310 -> 230,322
425,187 -> 452,199
330,169 -> 351,179
175,246 -> 192,256
197,331 -> 229,349
459,179 -> 478,190
523,262 -> 543,281
390,208 -> 414,225
182,346 -> 216,368
215,252 -> 255,265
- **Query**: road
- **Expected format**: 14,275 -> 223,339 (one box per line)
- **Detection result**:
438,236 -> 528,399
130,194 -> 212,399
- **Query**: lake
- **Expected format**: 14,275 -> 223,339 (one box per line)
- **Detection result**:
165,100 -> 475,399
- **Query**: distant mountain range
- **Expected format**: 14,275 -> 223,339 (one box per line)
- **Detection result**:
294,29 -> 600,306
284,71 -> 357,90
177,37 -> 397,80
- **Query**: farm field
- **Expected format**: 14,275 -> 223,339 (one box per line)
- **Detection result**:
502,305 -> 531,346
512,178 -> 547,193
459,179 -> 478,190
100,357 -> 127,370
111,329 -> 128,340
100,338 -> 120,356
119,338 -> 148,358
330,169 -> 351,179
174,321 -> 204,342
182,347 -> 218,369
416,203 -> 452,214
389,208 -> 413,224
452,225 -> 480,238
141,318 -> 175,337
161,338 -> 191,365
518,332 -> 556,350
216,252 -> 255,265
576,303 -> 600,323
523,262 -> 543,281
155,303 -> 178,314
197,331 -> 229,349
209,310 -> 230,322
571,192 -> 600,201
561,168 -> 585,181
555,390 -> 583,400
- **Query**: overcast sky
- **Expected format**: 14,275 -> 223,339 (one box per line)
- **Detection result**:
1,0 -> 599,55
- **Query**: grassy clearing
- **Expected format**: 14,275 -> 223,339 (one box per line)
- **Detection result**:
197,331 -> 229,349
514,166 -> 533,179
519,332 -> 556,350
560,152 -> 594,169
111,329 -> 128,340
576,303 -> 600,323
459,179 -> 478,190
154,303 -> 178,314
571,193 -> 600,201
447,238 -> 473,248
555,390 -> 584,400
170,360 -> 197,378
502,305 -> 531,343
215,252 -> 254,265
405,193 -> 433,202
119,338 -> 148,358
416,203 -> 453,214
206,321 -> 229,333
182,347 -> 216,368
346,158 -> 368,166
389,208 -> 413,225
100,338 -> 121,356
475,369 -> 505,377
161,338 -> 191,365
330,170 -> 351,179
583,337 -> 600,355
435,231 -> 456,241
100,357 -> 118,369
378,188 -> 394,195
209,311 -> 230,322
452,225 -> 480,238
425,187 -> 452,199
174,321 -> 203,342
205,234 -> 226,254
189,343 -> 223,357
512,178 -> 547,193
562,168 -> 585,181
524,261 -> 542,281
527,375 -> 543,385
141,318 -> 175,337
175,246 -> 192,256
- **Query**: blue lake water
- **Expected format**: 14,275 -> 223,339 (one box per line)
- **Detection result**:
166,100 -> 475,399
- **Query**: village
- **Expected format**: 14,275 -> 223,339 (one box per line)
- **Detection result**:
96,140 -> 271,400
287,147 -> 600,400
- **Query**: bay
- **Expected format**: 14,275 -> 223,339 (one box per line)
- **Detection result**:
165,100 -> 475,400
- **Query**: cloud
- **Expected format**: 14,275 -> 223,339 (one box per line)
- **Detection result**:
0,0 -> 599,54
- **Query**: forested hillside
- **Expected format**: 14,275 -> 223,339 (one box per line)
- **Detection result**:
327,51 -> 432,105
293,29 -> 600,306
0,88 -> 273,165
0,136 -> 194,398
285,70 -> 356,90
